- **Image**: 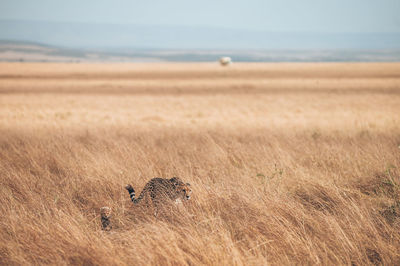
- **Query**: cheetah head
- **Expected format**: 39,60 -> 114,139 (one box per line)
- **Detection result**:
176,183 -> 192,201
100,206 -> 112,219
170,177 -> 192,201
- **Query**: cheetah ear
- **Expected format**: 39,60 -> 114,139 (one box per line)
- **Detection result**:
170,177 -> 180,185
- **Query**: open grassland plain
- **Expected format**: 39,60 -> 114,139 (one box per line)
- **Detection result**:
0,62 -> 400,265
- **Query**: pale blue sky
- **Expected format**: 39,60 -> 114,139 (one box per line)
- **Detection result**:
0,0 -> 399,33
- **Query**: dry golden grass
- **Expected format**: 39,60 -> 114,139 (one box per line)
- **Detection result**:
0,62 -> 400,265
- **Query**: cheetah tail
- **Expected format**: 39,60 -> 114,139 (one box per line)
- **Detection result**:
125,184 -> 136,203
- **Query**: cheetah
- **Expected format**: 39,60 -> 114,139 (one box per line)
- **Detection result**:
125,177 -> 192,209
100,206 -> 112,231
99,177 -> 191,229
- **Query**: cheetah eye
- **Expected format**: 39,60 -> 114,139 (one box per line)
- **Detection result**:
182,189 -> 186,193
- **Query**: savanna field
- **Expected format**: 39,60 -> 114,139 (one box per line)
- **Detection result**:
0,62 -> 400,265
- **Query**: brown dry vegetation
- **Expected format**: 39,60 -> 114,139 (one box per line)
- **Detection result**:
0,62 -> 400,265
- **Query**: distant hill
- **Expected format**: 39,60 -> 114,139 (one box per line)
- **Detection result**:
0,40 -> 157,62
1,19 -> 400,50
1,40 -> 400,62
1,19 -> 400,62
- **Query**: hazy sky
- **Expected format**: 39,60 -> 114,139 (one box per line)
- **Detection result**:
0,0 -> 399,33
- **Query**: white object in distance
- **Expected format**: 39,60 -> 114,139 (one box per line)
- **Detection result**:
219,57 -> 232,66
